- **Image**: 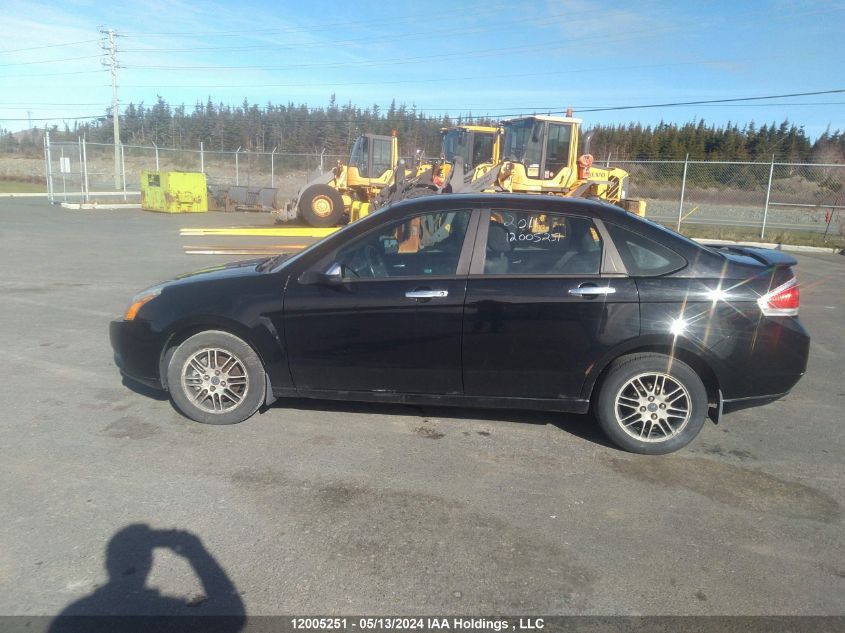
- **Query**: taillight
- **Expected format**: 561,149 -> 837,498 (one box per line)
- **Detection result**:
758,278 -> 799,316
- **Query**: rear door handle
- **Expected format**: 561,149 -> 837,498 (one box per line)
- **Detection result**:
568,286 -> 616,297
405,289 -> 448,299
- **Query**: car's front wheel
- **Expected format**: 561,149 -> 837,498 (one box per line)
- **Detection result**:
166,330 -> 266,425
594,353 -> 708,454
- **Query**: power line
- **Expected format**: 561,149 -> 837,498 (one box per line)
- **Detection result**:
0,102 -> 105,107
7,88 -> 842,124
574,89 -> 845,113
97,55 -> 786,90
4,98 -> 844,125
0,54 -> 103,67
0,114 -> 107,121
0,38 -> 100,53
0,70 -> 105,80
4,101 -> 845,112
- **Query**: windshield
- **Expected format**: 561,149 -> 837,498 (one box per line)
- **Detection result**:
502,119 -> 543,173
472,133 -> 495,168
441,129 -> 467,165
349,136 -> 369,176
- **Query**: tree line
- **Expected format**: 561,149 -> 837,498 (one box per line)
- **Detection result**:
2,95 -> 843,164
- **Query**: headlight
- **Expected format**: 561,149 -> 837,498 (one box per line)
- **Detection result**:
124,287 -> 162,321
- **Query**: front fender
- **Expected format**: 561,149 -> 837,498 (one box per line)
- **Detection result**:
157,315 -> 291,393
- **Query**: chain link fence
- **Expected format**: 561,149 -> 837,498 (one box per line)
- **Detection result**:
43,133 -> 344,203
610,157 -> 845,239
39,134 -> 845,240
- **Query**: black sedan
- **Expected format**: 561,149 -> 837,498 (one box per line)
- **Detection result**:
110,194 -> 809,454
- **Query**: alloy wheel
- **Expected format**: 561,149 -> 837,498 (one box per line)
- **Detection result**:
181,348 -> 250,414
614,372 -> 691,442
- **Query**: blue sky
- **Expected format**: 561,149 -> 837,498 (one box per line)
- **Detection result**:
1,0 -> 843,139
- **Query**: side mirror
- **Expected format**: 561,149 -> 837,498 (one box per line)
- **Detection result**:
298,263 -> 344,286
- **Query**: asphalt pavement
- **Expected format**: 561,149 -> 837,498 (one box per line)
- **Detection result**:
0,199 -> 843,616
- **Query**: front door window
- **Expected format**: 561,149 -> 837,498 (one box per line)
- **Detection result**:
336,211 -> 472,279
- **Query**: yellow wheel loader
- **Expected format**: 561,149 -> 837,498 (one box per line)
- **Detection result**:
279,125 -> 501,228
487,113 -> 646,215
382,112 -> 645,217
277,131 -> 410,227
373,125 -> 501,209
439,124 -> 500,181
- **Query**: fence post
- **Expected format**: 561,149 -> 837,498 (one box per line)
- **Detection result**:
320,148 -> 326,173
120,142 -> 127,201
82,136 -> 90,203
60,146 -> 67,201
200,141 -> 204,173
271,146 -> 277,188
152,142 -> 159,171
761,154 -> 775,240
44,131 -> 54,203
676,153 -> 689,232
77,137 -> 84,201
235,147 -> 241,185
606,151 -> 611,168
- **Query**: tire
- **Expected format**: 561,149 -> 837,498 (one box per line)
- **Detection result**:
298,184 -> 344,227
402,185 -> 437,200
166,330 -> 266,425
594,353 -> 708,454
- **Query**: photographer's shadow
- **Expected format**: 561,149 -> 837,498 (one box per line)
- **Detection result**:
50,523 -> 245,632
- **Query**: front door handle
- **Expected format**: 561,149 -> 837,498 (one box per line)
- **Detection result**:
568,286 -> 616,297
405,289 -> 449,299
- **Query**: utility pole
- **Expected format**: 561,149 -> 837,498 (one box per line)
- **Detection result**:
101,28 -> 121,189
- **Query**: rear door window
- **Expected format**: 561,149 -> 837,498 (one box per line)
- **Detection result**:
481,210 -> 602,276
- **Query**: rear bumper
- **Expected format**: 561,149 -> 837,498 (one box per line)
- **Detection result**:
717,315 -> 810,400
109,319 -> 167,390
722,391 -> 790,414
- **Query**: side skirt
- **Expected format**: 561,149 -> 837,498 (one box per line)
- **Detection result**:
272,387 -> 591,414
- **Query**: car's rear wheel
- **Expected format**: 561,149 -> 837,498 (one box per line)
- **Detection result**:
166,330 -> 265,425
594,353 -> 707,454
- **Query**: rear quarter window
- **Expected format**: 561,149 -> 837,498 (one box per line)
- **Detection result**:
606,223 -> 687,276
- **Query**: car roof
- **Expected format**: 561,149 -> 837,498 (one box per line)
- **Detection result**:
386,193 -> 632,223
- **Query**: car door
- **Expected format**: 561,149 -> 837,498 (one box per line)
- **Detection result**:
284,209 -> 478,395
462,208 -> 639,401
